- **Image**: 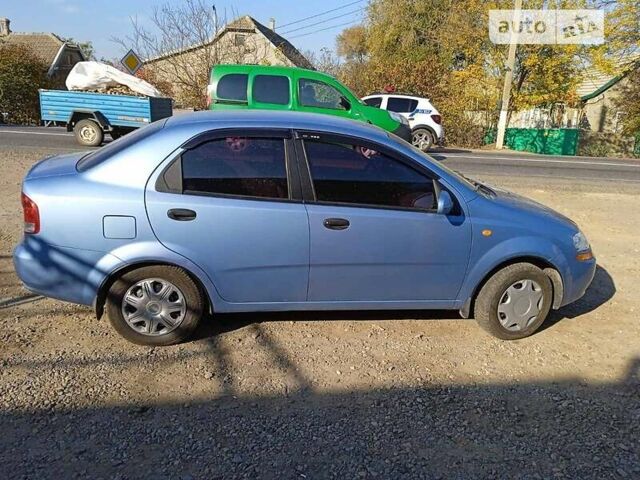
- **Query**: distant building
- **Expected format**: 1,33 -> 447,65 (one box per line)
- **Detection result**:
144,15 -> 313,108
576,60 -> 639,134
509,58 -> 639,133
0,17 -> 85,83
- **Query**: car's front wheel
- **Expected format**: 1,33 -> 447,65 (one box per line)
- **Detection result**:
474,263 -> 553,340
106,265 -> 204,346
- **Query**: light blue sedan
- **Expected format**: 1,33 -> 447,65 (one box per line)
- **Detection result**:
14,111 -> 596,345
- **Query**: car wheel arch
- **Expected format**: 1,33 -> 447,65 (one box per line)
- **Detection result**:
95,260 -> 214,320
459,255 -> 563,319
411,124 -> 437,135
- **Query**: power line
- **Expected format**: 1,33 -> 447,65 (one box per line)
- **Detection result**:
277,0 -> 364,30
280,7 -> 365,35
288,19 -> 360,39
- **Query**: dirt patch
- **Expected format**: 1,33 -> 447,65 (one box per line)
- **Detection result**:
0,147 -> 639,478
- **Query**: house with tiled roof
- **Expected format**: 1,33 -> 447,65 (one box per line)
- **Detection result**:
144,15 -> 313,108
0,17 -> 85,82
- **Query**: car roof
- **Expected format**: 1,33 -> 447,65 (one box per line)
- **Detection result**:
211,64 -> 334,81
165,110 -> 389,140
364,93 -> 426,100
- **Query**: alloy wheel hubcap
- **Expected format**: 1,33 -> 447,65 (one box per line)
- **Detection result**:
412,131 -> 432,151
497,279 -> 544,332
121,278 -> 186,336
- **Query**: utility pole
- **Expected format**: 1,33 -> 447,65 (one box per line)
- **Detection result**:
495,0 -> 522,150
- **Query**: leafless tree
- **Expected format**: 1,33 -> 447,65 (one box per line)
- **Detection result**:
304,48 -> 341,76
113,0 -> 270,109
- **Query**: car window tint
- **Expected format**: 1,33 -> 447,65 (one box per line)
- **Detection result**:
253,75 -> 290,105
216,74 -> 248,101
304,140 -> 435,210
182,137 -> 288,200
298,78 -> 347,110
363,97 -> 382,108
387,97 -> 418,113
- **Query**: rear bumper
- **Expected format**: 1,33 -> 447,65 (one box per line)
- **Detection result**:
392,124 -> 412,143
13,236 -> 113,306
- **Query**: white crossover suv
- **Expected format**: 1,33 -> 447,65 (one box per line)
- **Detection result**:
361,93 -> 444,151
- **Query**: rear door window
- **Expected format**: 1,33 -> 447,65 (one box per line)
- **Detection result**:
253,75 -> 290,105
387,97 -> 418,113
182,137 -> 288,200
216,74 -> 248,102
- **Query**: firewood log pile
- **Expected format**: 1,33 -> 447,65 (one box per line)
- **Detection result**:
82,85 -> 147,97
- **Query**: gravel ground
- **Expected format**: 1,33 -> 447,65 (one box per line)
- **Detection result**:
0,146 -> 639,479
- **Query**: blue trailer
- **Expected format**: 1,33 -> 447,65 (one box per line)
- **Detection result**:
39,89 -> 172,146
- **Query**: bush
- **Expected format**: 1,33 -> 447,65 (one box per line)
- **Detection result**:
0,43 -> 52,124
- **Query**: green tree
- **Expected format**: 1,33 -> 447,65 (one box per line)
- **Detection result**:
0,43 -> 51,124
335,0 -> 599,146
336,25 -> 368,62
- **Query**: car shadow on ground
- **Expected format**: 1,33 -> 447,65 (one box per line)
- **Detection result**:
1,358 -> 638,479
542,264 -> 615,331
194,264 -> 615,341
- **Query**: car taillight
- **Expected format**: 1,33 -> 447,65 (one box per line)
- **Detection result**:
431,114 -> 442,125
21,192 -> 40,234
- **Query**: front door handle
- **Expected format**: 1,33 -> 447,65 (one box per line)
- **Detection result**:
167,208 -> 196,221
323,218 -> 350,230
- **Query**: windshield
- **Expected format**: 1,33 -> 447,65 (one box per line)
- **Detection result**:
402,141 -> 482,190
76,120 -> 167,171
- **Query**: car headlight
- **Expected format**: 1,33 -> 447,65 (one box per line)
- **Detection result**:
572,231 -> 590,252
389,111 -> 409,125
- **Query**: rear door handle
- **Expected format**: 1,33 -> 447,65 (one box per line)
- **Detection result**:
167,208 -> 196,221
323,218 -> 350,230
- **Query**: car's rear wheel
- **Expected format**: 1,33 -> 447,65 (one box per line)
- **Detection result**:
74,119 -> 103,147
106,265 -> 204,346
474,263 -> 552,340
412,128 -> 434,152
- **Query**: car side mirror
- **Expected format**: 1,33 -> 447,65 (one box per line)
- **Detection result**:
437,191 -> 453,215
339,96 -> 351,110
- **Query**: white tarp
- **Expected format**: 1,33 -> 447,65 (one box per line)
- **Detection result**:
65,61 -> 163,97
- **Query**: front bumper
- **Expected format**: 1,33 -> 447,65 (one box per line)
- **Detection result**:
560,256 -> 597,307
13,236 -> 111,306
392,124 -> 412,143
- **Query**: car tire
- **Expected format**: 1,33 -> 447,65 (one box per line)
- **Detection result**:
474,263 -> 552,340
411,128 -> 434,152
106,265 -> 204,346
74,119 -> 104,147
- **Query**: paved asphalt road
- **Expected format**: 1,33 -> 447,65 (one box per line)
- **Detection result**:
2,125 -> 640,184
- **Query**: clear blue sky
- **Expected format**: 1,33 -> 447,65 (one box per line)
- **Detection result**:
3,0 -> 367,61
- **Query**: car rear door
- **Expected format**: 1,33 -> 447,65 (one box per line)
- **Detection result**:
295,131 -> 471,303
145,129 -> 310,304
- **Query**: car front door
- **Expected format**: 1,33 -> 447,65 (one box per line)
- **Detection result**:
295,76 -> 355,120
146,129 -> 309,304
296,132 -> 471,303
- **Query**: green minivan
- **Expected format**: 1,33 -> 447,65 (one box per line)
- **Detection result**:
207,64 -> 412,142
